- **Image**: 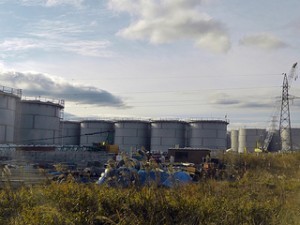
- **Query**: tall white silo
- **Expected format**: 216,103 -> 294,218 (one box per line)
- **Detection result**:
18,99 -> 64,145
80,120 -> 114,146
150,120 -> 186,153
0,86 -> 22,144
188,120 -> 228,150
281,128 -> 291,151
114,120 -> 150,152
230,130 -> 239,152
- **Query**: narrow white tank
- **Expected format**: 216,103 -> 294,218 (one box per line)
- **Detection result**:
230,130 -> 239,152
150,120 -> 186,153
114,120 -> 150,152
0,87 -> 21,144
188,120 -> 228,150
80,120 -> 114,146
61,121 -> 80,145
18,99 -> 64,145
281,128 -> 291,151
238,128 -> 246,153
238,128 -> 265,153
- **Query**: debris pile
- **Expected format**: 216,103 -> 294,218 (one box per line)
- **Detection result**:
96,150 -> 194,188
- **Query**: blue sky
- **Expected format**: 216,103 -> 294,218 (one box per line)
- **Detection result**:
0,0 -> 299,128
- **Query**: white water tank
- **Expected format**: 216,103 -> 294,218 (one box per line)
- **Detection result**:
0,87 -> 21,143
150,120 -> 186,152
114,120 -> 150,152
80,120 -> 114,146
18,99 -> 64,145
188,120 -> 228,150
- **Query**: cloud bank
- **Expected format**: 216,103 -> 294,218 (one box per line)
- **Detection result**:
239,33 -> 288,51
108,0 -> 231,53
0,70 -> 124,107
209,93 -> 274,109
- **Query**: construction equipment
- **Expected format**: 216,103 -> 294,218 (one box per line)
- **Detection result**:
89,130 -> 119,154
260,62 -> 298,152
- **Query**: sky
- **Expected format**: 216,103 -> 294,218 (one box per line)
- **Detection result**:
0,0 -> 299,129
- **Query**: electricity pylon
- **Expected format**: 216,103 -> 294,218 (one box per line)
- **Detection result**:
279,73 -> 293,151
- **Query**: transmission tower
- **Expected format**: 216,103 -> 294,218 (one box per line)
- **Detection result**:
279,73 -> 293,151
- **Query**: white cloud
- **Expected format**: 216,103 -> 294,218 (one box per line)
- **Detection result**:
62,40 -> 113,57
239,33 -> 288,50
0,19 -> 114,58
45,0 -> 83,7
0,38 -> 41,52
108,0 -> 231,53
20,0 -> 84,8
0,37 -> 113,58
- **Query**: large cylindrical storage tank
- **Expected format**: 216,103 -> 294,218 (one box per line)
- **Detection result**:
188,120 -> 228,150
18,100 -> 64,145
61,121 -> 80,145
0,87 -> 21,144
150,120 -> 186,153
80,120 -> 114,146
238,128 -> 265,153
230,130 -> 239,152
114,120 -> 150,152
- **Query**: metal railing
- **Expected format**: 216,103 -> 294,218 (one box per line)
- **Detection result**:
0,85 -> 22,98
21,96 -> 65,107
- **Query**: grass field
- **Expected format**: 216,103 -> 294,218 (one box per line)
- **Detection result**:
0,152 -> 299,225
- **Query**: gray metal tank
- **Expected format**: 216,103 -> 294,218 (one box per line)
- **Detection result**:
0,86 -> 22,144
114,120 -> 150,152
238,128 -> 265,153
150,120 -> 186,153
291,128 -> 300,150
80,120 -> 114,146
281,128 -> 300,151
61,121 -> 80,145
188,120 -> 228,150
18,99 -> 64,145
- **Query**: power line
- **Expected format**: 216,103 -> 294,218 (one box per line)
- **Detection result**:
58,85 -> 281,96
70,73 -> 282,81
20,130 -> 113,143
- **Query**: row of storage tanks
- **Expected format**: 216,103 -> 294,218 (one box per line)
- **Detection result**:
64,119 -> 229,152
2,86 -> 299,152
0,86 -> 228,152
